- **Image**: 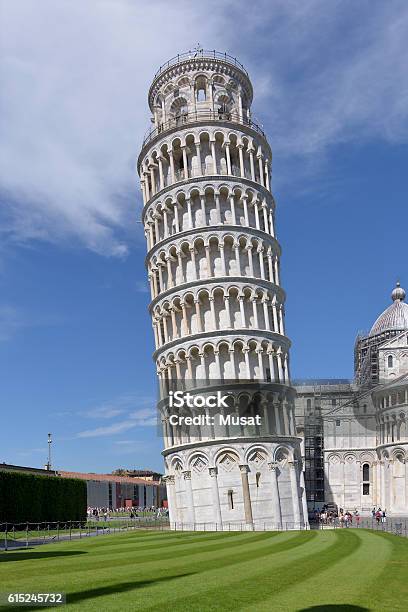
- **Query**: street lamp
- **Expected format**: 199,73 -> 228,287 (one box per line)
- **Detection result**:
46,433 -> 52,471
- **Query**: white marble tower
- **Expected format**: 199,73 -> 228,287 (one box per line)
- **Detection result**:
137,50 -> 307,529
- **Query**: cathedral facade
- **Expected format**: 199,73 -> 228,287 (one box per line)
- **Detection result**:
295,283 -> 408,515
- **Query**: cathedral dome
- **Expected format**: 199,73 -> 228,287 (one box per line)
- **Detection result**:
369,282 -> 408,336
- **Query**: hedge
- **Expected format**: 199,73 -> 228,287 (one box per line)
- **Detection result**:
0,471 -> 87,523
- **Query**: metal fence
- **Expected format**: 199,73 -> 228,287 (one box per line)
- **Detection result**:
2,517 -> 407,551
171,522 -> 309,532
311,517 -> 408,537
0,519 -> 170,551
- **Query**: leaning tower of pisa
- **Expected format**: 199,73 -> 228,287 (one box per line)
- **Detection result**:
137,50 -> 308,529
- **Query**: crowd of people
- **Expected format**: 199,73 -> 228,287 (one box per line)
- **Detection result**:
87,506 -> 168,520
372,507 -> 387,523
313,506 -> 387,527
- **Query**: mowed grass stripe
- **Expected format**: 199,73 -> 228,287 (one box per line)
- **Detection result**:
358,531 -> 408,611
65,531 -> 327,611
2,532 -> 296,590
2,530 -> 407,611
1,532 -> 280,582
249,528 -> 392,612
136,530 -> 337,612
32,532 -> 325,611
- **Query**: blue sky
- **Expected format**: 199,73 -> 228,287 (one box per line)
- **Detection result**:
1,1 -> 407,472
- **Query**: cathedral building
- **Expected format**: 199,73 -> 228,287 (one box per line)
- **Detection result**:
295,282 -> 408,515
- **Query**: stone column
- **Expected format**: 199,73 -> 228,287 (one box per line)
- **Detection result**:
263,299 -> 271,330
163,208 -> 169,238
229,195 -> 236,225
299,469 -> 308,525
186,198 -> 193,229
140,179 -> 146,204
158,156 -> 165,190
162,313 -> 169,343
219,244 -> 227,276
239,465 -> 254,525
242,195 -> 249,225
249,148 -> 255,181
205,244 -> 212,277
183,471 -> 195,527
196,142 -> 202,175
252,298 -> 259,328
257,153 -> 264,187
262,204 -> 269,233
174,202 -> 180,233
214,350 -> 222,380
239,296 -> 246,328
143,172 -> 150,201
225,142 -> 232,175
243,347 -> 250,378
169,306 -> 178,340
200,195 -> 207,226
169,150 -> 176,183
288,461 -> 301,526
149,165 -> 156,196
268,462 -> 282,527
224,296 -> 232,328
190,247 -> 197,280
253,201 -> 260,230
268,351 -> 275,382
235,244 -> 241,275
148,223 -> 154,248
195,299 -> 202,333
267,251 -> 274,281
215,193 -> 222,223
210,139 -> 217,174
247,246 -> 254,276
269,211 -> 275,237
257,349 -> 264,380
264,160 -> 270,191
182,146 -> 188,180
272,301 -> 279,332
209,296 -> 217,330
274,256 -> 280,285
238,90 -> 243,120
258,248 -> 265,279
181,303 -> 188,336
238,144 -> 245,177
166,257 -> 173,289
277,352 -> 284,382
209,467 -> 223,528
152,321 -> 159,348
165,475 -> 177,526
148,274 -> 154,301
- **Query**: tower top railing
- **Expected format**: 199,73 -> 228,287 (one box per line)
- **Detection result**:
141,109 -> 266,149
153,50 -> 249,80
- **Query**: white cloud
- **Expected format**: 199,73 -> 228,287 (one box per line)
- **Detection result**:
77,395 -> 157,437
1,1 -> 407,254
0,0 -> 222,256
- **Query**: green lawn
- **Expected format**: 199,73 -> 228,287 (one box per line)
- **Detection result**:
0,529 -> 407,611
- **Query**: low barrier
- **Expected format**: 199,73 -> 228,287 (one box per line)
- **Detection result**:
2,517 -> 407,550
311,517 -> 408,537
0,519 -> 170,550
